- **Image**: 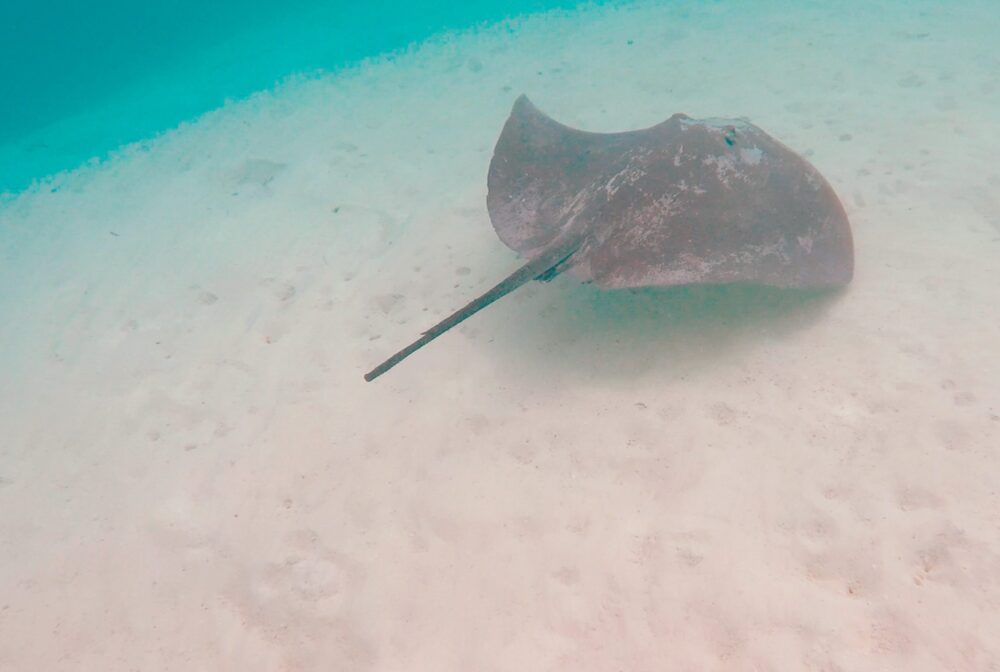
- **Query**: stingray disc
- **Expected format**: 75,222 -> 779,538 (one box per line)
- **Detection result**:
487,95 -> 854,289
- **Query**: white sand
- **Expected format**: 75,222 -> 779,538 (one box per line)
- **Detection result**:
2,1 -> 999,669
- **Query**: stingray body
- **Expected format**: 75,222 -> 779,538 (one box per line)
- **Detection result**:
364,95 -> 853,381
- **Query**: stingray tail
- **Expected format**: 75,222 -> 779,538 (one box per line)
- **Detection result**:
364,242 -> 579,382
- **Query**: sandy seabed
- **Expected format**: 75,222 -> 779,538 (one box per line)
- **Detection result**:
1,1 -> 999,670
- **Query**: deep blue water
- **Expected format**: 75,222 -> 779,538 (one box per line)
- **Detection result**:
0,0 -> 588,194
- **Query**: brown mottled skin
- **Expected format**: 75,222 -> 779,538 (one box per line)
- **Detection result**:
365,95 -> 853,381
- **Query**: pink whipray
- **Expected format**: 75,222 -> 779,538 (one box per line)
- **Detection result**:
365,95 -> 853,381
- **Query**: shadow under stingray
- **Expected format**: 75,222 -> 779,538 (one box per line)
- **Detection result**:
481,279 -> 848,385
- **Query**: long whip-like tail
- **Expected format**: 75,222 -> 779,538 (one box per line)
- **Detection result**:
364,242 -> 579,382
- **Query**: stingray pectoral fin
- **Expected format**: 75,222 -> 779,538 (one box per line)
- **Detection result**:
363,243 -> 579,382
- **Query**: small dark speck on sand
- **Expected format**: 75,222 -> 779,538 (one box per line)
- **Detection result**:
110,231 -> 120,237
839,133 -> 853,141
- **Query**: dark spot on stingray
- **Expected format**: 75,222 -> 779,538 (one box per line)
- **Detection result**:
364,95 -> 853,381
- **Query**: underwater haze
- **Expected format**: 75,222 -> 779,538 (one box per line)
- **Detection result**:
1,1 -> 999,670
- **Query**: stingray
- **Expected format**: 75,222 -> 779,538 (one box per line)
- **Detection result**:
364,95 -> 853,381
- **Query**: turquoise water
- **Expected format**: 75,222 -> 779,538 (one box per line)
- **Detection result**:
0,0 -> 589,194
